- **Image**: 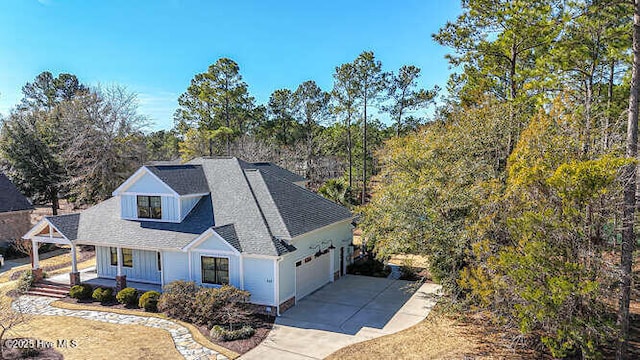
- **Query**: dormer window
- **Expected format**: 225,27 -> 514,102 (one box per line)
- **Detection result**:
137,195 -> 162,219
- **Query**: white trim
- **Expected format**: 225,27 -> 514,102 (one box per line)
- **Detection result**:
23,219 -> 72,243
160,251 -> 165,287
180,193 -> 209,198
193,249 -> 238,256
112,166 -> 180,197
274,258 -> 280,315
32,239 -> 39,269
188,250 -> 193,281
181,228 -> 241,255
242,253 -> 279,260
120,216 -> 182,224
75,241 -> 178,253
32,236 -> 71,245
120,191 -> 178,197
239,255 -> 244,290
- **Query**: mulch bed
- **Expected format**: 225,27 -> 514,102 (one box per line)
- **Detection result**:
59,297 -> 275,354
195,314 -> 275,354
1,338 -> 64,359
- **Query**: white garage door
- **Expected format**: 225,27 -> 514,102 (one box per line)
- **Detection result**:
296,253 -> 330,300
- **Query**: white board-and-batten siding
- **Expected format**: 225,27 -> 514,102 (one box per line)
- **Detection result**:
96,246 -> 161,284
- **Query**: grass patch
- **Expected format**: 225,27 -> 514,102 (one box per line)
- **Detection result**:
52,300 -> 240,359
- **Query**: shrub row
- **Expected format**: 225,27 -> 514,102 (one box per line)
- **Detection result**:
69,284 -> 159,312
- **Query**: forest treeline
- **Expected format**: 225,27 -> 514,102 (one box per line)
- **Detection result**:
0,53 -> 437,210
361,0 -> 638,358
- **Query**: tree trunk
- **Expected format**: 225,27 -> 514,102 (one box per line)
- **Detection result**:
51,189 -> 59,216
362,94 -> 368,205
616,2 -> 639,358
582,77 -> 593,156
347,113 -> 352,189
605,59 -> 615,150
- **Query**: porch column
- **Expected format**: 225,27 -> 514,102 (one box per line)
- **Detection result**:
329,246 -> 336,282
115,247 -> 126,291
31,239 -> 43,282
69,243 -> 80,286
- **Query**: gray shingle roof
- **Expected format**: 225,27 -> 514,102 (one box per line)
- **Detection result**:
212,224 -> 241,252
46,213 -> 79,240
146,165 -> 209,195
70,195 -> 213,249
247,169 -> 352,238
0,172 -> 33,213
42,157 -> 350,256
239,160 -> 307,183
188,157 -> 285,256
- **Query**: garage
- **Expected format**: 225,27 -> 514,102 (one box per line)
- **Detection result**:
295,252 -> 331,300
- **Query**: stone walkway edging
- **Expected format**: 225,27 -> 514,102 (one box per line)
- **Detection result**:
12,295 -> 228,360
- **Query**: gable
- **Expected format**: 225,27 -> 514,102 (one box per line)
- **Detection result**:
125,171 -> 176,194
193,232 -> 238,253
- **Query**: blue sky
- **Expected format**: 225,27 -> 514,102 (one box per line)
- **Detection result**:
0,0 -> 461,131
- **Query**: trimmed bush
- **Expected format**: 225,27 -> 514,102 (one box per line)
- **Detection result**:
157,281 -> 199,321
138,290 -> 160,312
116,287 -> 138,306
16,270 -> 35,294
69,284 -> 93,300
92,287 -> 114,304
210,325 -> 255,341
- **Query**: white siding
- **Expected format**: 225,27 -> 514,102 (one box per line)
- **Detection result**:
243,257 -> 276,306
120,194 -> 179,222
126,172 -> 175,194
163,251 -> 189,284
279,220 -> 352,302
95,246 -> 161,284
180,196 -> 201,220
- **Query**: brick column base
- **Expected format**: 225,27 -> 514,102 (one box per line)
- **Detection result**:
69,272 -> 81,286
32,268 -> 43,283
115,275 -> 127,291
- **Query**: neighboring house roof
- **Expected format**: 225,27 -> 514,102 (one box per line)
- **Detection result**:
239,160 -> 307,183
41,157 -> 350,256
0,172 -> 33,213
146,165 -> 209,195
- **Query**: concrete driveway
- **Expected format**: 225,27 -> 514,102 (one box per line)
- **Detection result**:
241,275 -> 441,360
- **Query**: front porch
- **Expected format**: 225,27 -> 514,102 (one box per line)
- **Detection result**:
24,216 -> 135,291
47,267 -> 162,292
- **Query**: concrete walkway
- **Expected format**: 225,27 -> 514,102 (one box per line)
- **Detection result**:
13,295 -> 226,360
241,275 -> 442,360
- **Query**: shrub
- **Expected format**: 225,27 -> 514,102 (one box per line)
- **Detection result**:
116,287 -> 138,306
157,281 -> 199,321
92,287 -> 114,304
193,285 -> 251,328
138,291 -> 160,312
16,270 -> 35,294
347,257 -> 391,278
69,284 -> 93,300
210,325 -> 255,341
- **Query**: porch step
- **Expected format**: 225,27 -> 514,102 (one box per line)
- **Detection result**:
27,281 -> 71,298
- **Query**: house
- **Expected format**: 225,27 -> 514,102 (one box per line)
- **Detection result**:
0,172 -> 34,249
23,157 -> 354,314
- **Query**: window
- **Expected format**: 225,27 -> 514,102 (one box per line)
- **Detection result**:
109,247 -> 133,268
137,195 -> 162,219
110,247 -> 117,266
157,252 -> 162,272
201,256 -> 229,285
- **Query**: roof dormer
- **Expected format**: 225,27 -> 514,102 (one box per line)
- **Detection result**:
112,165 -> 210,223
